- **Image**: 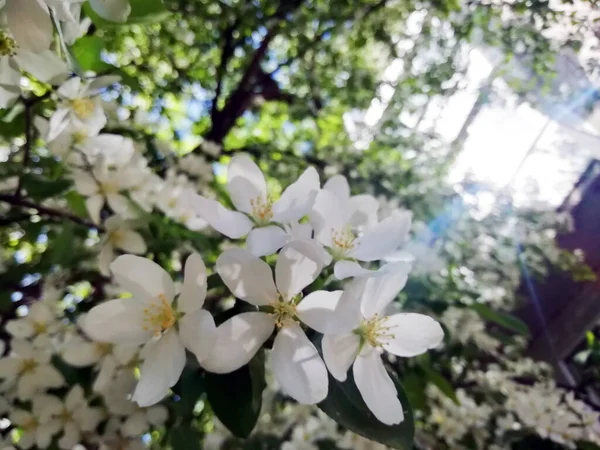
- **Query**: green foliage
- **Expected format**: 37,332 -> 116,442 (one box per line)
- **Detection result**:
470,304 -> 530,336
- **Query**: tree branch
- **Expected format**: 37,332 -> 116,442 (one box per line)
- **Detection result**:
13,102 -> 33,199
0,194 -> 103,231
211,17 -> 240,123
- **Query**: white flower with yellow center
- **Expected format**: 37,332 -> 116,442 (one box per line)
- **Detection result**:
310,188 -> 413,279
98,216 -> 147,275
5,300 -> 60,348
0,340 -> 64,400
205,241 -> 329,405
298,264 -> 444,425
189,153 -> 321,256
83,253 -> 216,407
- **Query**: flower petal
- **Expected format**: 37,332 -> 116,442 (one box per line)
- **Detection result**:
178,253 -> 207,313
86,194 -> 104,224
275,240 -> 324,300
246,226 -> 289,257
216,249 -> 277,306
110,255 -> 175,301
349,194 -> 379,229
381,313 -> 444,357
353,347 -> 404,425
323,175 -> 350,201
189,193 -> 253,239
83,298 -> 153,345
61,340 -> 101,367
360,262 -> 412,319
272,167 -> 320,223
310,189 -> 350,247
333,260 -> 375,280
178,309 -> 216,363
14,50 -> 69,84
5,0 -> 53,53
296,290 -> 361,334
322,333 -> 360,382
271,322 -> 328,404
5,319 -> 34,339
200,312 -> 274,374
89,0 -> 132,22
349,213 -> 412,262
132,329 -> 186,407
227,153 -> 267,214
117,230 -> 147,254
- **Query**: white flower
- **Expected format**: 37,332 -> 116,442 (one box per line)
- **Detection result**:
206,240 -> 329,405
323,175 -> 379,230
299,265 -> 444,425
10,403 -> 61,450
83,253 -> 216,406
5,301 -> 60,348
310,188 -> 412,279
88,0 -> 131,22
38,386 -> 104,449
72,160 -> 135,223
98,216 -> 147,275
1,0 -> 53,53
0,340 -> 64,400
189,153 -> 320,256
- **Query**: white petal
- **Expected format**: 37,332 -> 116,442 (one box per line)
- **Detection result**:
93,356 -> 117,393
227,153 -> 267,214
349,194 -> 379,229
122,411 -> 148,437
28,301 -> 54,324
310,189 -> 350,246
106,193 -> 130,216
353,347 -> 404,425
246,226 -> 288,257
271,167 -> 320,223
200,312 -> 274,374
360,263 -> 411,319
323,175 -> 350,201
73,172 -> 98,196
5,319 -> 34,339
350,214 -> 412,262
178,309 -> 216,363
117,230 -> 147,254
381,313 -> 444,357
178,253 -> 207,312
83,298 -> 153,345
86,194 -> 104,224
189,193 -> 253,239
216,249 -> 277,306
89,0 -> 132,22
146,405 -> 169,425
61,341 -> 100,367
57,77 -> 81,100
271,323 -> 328,404
296,290 -> 361,334
132,329 -> 186,407
110,255 -> 175,301
322,333 -> 360,381
333,260 -> 375,280
14,50 -> 69,84
5,0 -> 53,53
275,240 -> 324,300
65,385 -> 85,410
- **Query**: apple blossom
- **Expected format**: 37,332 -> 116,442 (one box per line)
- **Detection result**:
207,240 -> 329,404
323,174 -> 379,230
83,253 -> 216,406
98,216 -> 147,275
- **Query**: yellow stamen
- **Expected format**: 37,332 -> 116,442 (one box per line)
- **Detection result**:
100,181 -> 119,195
19,358 -> 38,375
71,98 -> 96,120
108,229 -> 125,246
354,314 -> 395,348
22,416 -> 38,431
95,342 -> 113,356
0,31 -> 17,57
32,321 -> 47,334
331,225 -> 356,256
270,298 -> 297,328
58,408 -> 73,424
142,294 -> 176,336
250,195 -> 274,225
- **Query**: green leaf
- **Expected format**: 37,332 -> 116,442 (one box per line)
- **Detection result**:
318,365 -> 415,449
422,366 -> 459,405
50,223 -> 76,266
169,424 -> 202,450
84,0 -> 169,26
65,191 -> 88,218
171,365 -> 205,418
70,36 -> 111,73
205,350 -> 265,438
21,175 -> 71,201
470,304 -> 530,336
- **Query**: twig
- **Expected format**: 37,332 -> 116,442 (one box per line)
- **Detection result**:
0,194 -> 103,231
13,102 -> 33,199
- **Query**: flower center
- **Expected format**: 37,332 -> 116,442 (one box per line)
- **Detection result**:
142,294 -> 176,336
331,225 -> 356,256
72,130 -> 88,145
22,416 -> 38,431
0,31 -> 17,57
19,358 -> 39,375
250,195 -> 273,225
71,98 -> 96,120
353,315 -> 395,348
32,321 -> 47,334
58,408 -> 73,424
270,299 -> 297,328
100,181 -> 119,195
95,342 -> 113,356
108,229 -> 125,246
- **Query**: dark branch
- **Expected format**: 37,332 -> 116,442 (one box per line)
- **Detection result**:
14,102 -> 33,199
0,194 -> 103,231
211,17 -> 240,123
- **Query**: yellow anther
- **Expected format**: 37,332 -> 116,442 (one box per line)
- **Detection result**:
250,195 -> 274,225
269,298 -> 297,328
32,321 -> 47,334
22,416 -> 38,431
331,225 -> 356,256
71,98 -> 96,120
0,31 -> 17,57
95,342 -> 113,356
108,229 -> 125,246
58,408 -> 73,424
142,294 -> 176,336
100,181 -> 119,195
72,131 -> 88,145
354,314 -> 395,348
19,358 -> 39,375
